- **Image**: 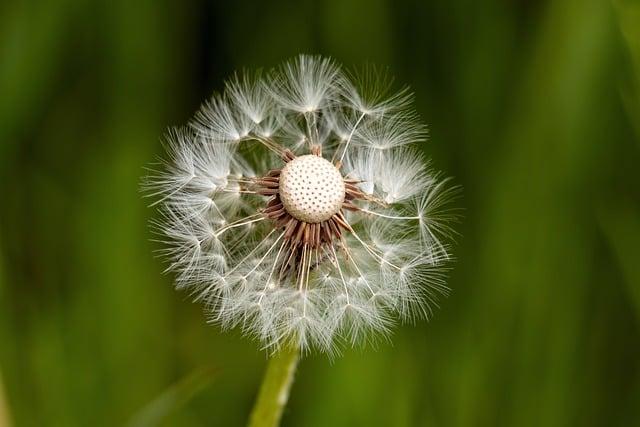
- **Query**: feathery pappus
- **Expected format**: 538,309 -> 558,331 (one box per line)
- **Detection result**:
144,55 -> 459,354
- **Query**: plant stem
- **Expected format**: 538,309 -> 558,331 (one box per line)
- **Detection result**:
247,345 -> 300,427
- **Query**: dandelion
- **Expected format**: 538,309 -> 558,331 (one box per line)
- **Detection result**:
144,55 -> 459,427
144,55 -> 458,356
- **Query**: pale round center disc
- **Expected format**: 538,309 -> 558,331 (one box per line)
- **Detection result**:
279,155 -> 345,223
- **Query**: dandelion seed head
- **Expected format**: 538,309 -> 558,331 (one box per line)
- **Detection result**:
143,55 -> 459,354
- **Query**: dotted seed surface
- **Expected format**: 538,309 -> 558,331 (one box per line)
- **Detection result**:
279,155 -> 345,223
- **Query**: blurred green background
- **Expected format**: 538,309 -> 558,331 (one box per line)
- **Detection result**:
1,0 -> 640,426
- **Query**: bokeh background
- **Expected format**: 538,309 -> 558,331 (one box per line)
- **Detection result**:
1,0 -> 640,426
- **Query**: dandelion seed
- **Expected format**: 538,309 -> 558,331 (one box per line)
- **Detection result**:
144,54 -> 459,354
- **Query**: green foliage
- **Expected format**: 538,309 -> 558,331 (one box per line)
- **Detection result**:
0,0 -> 638,426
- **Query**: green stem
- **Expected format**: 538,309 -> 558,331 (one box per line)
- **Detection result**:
247,345 -> 300,427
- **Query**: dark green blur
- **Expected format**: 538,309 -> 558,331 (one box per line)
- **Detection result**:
1,0 -> 639,426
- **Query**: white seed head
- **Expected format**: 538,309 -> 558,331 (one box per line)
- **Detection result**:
279,155 -> 345,223
143,55 -> 459,355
